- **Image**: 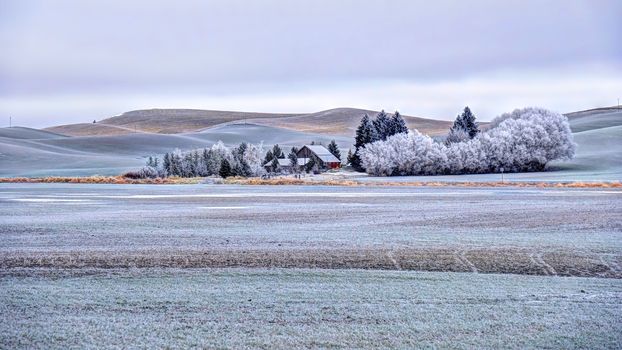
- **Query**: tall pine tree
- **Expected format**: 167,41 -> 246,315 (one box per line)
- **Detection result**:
219,159 -> 232,178
288,147 -> 299,170
389,111 -> 408,136
327,140 -> 341,161
272,144 -> 284,158
373,110 -> 391,141
350,114 -> 376,171
163,153 -> 171,174
263,150 -> 274,165
449,106 -> 480,139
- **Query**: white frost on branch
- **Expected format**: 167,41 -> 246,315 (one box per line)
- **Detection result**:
361,107 -> 576,176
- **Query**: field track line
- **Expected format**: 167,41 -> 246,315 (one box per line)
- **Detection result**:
530,253 -> 557,276
599,255 -> 621,274
386,250 -> 402,270
454,250 -> 478,273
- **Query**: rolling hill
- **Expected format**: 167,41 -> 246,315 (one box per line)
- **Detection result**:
44,108 -> 452,137
0,124 -> 352,177
45,109 -> 303,136
249,108 -> 454,136
2,106 -> 620,178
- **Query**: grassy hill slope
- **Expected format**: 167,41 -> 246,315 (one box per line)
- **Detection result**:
44,108 -> 452,137
45,109 -> 302,136
0,124 -> 351,177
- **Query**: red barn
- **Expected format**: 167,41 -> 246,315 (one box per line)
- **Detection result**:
296,145 -> 341,171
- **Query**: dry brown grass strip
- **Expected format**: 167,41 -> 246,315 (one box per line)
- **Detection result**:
1,175 -> 620,188
0,176 -> 203,185
224,177 -> 622,189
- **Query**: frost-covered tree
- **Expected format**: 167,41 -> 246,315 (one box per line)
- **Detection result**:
288,147 -> 299,170
272,144 -> 284,159
445,128 -> 470,145
327,140 -> 341,161
361,107 -> 575,176
269,157 -> 279,173
263,150 -> 274,165
449,106 -> 480,140
163,153 -> 171,173
243,142 -> 265,177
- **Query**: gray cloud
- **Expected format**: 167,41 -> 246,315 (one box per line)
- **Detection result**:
0,0 -> 620,126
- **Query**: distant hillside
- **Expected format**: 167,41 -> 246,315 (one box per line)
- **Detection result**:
4,105 -> 621,178
45,123 -> 139,137
44,107 -> 453,137
0,124 -> 352,177
564,107 -> 622,133
46,109 -> 302,136
249,108 -> 454,137
40,104 -> 622,138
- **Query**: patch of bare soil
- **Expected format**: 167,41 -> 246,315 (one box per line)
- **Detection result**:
2,247 -> 619,278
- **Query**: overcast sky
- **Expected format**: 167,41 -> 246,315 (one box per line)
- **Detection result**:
1,0 -> 621,128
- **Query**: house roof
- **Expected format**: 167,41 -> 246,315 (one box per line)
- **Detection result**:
263,158 -> 292,167
276,158 -> 291,166
299,145 -> 340,163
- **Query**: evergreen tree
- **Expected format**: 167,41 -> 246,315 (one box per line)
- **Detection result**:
263,150 -> 274,165
193,150 -> 200,170
219,159 -> 232,178
288,147 -> 299,170
270,157 -> 279,172
351,114 -> 376,171
355,114 -> 375,149
450,106 -> 480,139
201,149 -> 210,175
153,157 -> 159,168
373,110 -> 391,141
327,140 -> 341,160
272,144 -> 284,158
236,142 -> 248,158
390,111 -> 408,136
163,153 -> 171,174
147,156 -> 154,167
346,149 -> 353,166
304,156 -> 316,173
169,157 -> 178,176
183,153 -> 195,177
231,143 -> 251,176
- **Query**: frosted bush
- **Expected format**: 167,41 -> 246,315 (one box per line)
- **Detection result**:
361,107 -> 576,176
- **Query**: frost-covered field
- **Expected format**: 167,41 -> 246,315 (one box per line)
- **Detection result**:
1,183 -> 621,348
1,268 -> 621,349
1,183 -> 621,276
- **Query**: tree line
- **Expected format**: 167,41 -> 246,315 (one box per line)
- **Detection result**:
347,110 -> 409,171
359,107 -> 575,176
124,139 -> 344,179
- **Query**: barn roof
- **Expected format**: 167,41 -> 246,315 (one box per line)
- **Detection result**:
300,145 -> 340,163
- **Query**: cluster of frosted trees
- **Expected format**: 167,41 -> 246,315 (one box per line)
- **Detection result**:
360,107 -> 576,176
348,110 -> 409,171
125,141 -> 266,178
